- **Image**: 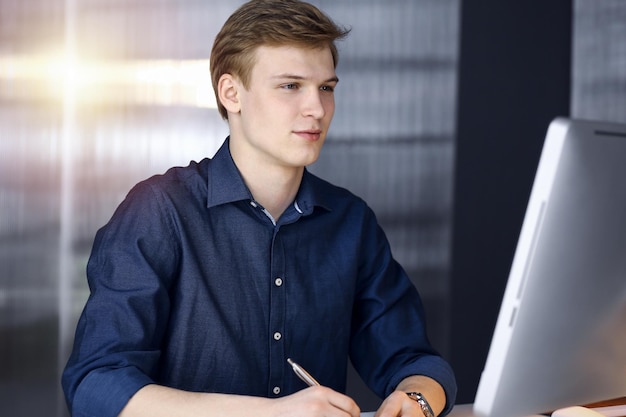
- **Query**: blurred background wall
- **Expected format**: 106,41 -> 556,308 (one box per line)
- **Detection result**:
0,0 -> 624,416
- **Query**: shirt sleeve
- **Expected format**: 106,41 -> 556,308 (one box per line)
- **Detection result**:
62,180 -> 180,417
348,205 -> 457,416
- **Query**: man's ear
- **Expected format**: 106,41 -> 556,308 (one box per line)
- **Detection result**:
217,73 -> 241,115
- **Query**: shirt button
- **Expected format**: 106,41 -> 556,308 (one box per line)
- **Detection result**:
273,332 -> 282,341
273,386 -> 281,395
275,277 -> 283,287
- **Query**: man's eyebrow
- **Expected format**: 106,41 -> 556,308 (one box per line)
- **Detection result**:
272,74 -> 339,83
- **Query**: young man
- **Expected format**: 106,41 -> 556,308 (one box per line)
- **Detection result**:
62,1 -> 457,416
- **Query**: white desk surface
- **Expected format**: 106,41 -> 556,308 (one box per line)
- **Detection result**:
445,403 -> 626,417
445,403 -> 546,417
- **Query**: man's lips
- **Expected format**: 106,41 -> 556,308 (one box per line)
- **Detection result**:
294,129 -> 323,141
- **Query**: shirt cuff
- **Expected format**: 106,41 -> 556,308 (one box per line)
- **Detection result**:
72,366 -> 154,417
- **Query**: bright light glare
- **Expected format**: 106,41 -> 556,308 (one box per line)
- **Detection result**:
47,52 -> 84,98
0,53 -> 217,108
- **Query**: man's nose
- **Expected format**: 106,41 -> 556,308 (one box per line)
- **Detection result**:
302,90 -> 327,119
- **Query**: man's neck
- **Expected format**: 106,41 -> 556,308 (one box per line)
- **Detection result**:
229,140 -> 303,221
246,169 -> 302,221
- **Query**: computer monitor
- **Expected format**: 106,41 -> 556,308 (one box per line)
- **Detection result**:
473,117 -> 626,417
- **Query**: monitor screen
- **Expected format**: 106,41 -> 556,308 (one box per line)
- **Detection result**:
473,117 -> 626,417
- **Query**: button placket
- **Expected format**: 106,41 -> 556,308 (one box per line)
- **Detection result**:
268,230 -> 286,396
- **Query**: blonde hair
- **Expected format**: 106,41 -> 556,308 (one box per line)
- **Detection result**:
210,0 -> 350,119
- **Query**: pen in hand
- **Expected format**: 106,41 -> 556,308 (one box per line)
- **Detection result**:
287,358 -> 320,387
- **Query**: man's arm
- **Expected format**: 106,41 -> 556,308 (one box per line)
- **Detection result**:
119,384 -> 360,417
374,375 -> 446,417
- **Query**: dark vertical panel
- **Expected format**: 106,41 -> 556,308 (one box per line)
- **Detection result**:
450,1 -> 572,403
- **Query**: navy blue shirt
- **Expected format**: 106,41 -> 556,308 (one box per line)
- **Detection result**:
62,138 -> 456,417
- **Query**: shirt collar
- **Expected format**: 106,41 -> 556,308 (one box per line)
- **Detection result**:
207,137 -> 333,215
296,170 -> 333,215
207,137 -> 252,209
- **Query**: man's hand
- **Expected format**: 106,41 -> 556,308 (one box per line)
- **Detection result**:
374,390 -> 423,417
374,375 -> 446,417
272,386 -> 361,417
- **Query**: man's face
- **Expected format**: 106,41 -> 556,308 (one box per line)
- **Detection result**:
232,44 -> 338,171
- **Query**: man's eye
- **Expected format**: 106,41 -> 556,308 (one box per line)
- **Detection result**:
282,83 -> 298,90
321,85 -> 335,92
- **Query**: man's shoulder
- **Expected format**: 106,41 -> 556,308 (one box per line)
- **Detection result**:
140,158 -> 209,192
123,158 -> 210,209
